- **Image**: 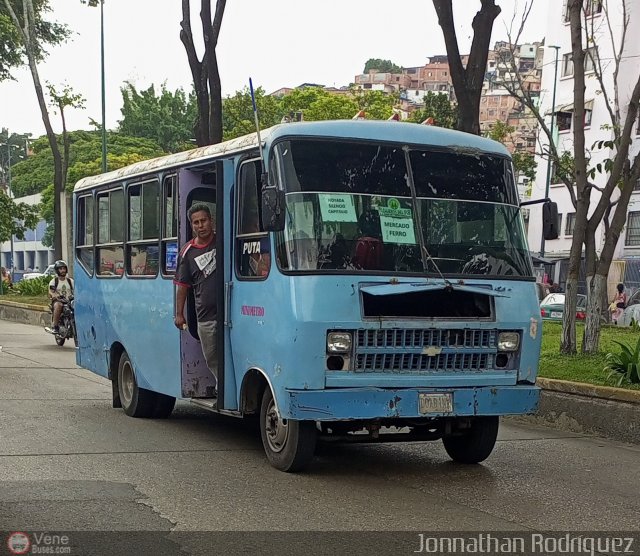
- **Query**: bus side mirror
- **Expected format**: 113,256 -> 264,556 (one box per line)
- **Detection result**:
542,201 -> 559,240
261,186 -> 285,232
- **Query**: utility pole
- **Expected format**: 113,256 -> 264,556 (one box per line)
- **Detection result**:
540,45 -> 560,258
100,0 -> 107,173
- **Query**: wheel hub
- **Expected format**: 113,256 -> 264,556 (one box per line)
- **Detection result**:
121,361 -> 134,406
265,399 -> 289,453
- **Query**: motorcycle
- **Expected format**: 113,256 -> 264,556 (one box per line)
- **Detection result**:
45,294 -> 77,347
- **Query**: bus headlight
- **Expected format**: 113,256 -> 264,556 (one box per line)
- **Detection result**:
327,331 -> 352,354
498,332 -> 520,352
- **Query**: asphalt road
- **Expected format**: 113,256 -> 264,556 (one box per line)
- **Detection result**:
0,320 -> 639,555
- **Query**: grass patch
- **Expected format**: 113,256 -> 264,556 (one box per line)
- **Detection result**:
540,321 -> 640,390
0,291 -> 49,307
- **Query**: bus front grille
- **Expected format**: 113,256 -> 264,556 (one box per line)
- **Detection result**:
356,329 -> 497,350
355,352 -> 491,373
354,328 -> 497,373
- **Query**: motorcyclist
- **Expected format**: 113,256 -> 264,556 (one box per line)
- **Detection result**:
48,260 -> 74,334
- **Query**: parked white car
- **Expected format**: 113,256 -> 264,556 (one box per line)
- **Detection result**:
616,290 -> 640,327
22,264 -> 56,280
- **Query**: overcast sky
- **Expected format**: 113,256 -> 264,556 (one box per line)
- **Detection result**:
0,0 -> 549,138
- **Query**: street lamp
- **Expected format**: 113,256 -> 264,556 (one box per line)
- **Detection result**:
100,0 -> 107,173
540,45 -> 560,258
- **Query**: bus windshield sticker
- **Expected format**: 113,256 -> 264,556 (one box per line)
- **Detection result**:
378,198 -> 417,245
318,194 -> 358,222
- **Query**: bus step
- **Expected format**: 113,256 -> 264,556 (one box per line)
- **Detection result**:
190,398 -> 218,411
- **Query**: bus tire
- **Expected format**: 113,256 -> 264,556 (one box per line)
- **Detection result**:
442,416 -> 499,464
152,393 -> 176,419
259,387 -> 316,472
117,351 -> 155,418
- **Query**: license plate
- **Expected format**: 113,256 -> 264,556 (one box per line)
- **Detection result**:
551,311 -> 562,318
419,393 -> 453,414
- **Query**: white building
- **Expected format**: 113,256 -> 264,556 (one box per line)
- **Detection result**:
0,193 -> 54,277
527,0 -> 640,290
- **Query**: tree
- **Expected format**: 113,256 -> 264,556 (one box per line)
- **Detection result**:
432,0 -> 501,134
118,82 -> 197,152
11,131 -> 165,246
363,58 -> 403,74
0,0 -> 69,81
0,191 -> 39,244
221,86 -> 282,140
180,0 -> 226,146
1,0 -> 79,261
408,91 -> 458,128
485,120 -> 537,185
500,0 -> 640,353
47,82 -> 85,269
352,89 -> 397,120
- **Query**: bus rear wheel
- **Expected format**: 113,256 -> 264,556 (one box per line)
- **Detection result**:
442,416 -> 499,464
259,388 -> 316,472
117,352 -> 156,418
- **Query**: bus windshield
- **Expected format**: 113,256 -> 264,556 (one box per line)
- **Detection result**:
273,139 -> 532,277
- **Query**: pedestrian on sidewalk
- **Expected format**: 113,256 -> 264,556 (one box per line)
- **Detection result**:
609,283 -> 627,324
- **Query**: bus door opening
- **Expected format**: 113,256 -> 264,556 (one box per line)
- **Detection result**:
177,167 -> 218,399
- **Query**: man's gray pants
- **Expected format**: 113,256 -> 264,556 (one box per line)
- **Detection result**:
197,320 -> 218,383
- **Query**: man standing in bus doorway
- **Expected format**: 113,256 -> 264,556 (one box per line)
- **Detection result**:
173,204 -> 218,392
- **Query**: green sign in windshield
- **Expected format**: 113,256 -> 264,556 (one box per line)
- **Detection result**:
378,198 -> 416,244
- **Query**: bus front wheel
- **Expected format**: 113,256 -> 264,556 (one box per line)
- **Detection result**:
259,388 -> 316,472
442,416 -> 499,464
117,352 -> 157,418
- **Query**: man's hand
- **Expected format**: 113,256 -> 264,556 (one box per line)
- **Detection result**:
174,314 -> 187,330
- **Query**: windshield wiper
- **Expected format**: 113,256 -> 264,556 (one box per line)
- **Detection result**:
402,146 -> 450,285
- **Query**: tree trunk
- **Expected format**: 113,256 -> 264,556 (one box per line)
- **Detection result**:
13,0 -> 64,260
561,276 -> 579,354
561,0 -> 589,354
582,273 -> 606,353
432,0 -> 500,135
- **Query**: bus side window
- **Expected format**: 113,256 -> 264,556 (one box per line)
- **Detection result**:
162,175 -> 178,275
76,194 -> 95,275
236,160 -> 270,279
96,188 -> 124,277
127,179 -> 160,277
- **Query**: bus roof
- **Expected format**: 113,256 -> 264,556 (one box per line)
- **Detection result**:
73,120 -> 511,193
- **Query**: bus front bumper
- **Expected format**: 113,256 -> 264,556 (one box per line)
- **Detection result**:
284,385 -> 540,421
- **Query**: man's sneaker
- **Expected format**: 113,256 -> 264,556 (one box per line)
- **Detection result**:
52,325 -> 60,334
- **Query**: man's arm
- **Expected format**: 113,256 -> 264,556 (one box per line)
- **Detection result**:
174,285 -> 188,329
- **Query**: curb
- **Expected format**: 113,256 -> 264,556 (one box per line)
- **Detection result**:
0,300 -> 50,328
536,377 -> 640,405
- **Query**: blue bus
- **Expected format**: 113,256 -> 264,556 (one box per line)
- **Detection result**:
73,120 -> 542,472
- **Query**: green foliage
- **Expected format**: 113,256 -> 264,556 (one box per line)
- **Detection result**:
11,130 -> 164,246
485,120 -> 537,184
303,94 -> 358,121
352,89 -> 397,120
222,86 -> 282,141
539,321 -> 640,390
363,58 -> 403,74
12,275 -> 50,296
11,130 -> 165,197
0,191 -> 39,243
604,339 -> 640,386
0,0 -> 71,81
118,82 -> 197,152
512,150 -> 536,184
408,91 -> 457,128
552,151 -> 576,184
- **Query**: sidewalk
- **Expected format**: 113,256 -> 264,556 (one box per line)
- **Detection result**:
1,298 -> 638,444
